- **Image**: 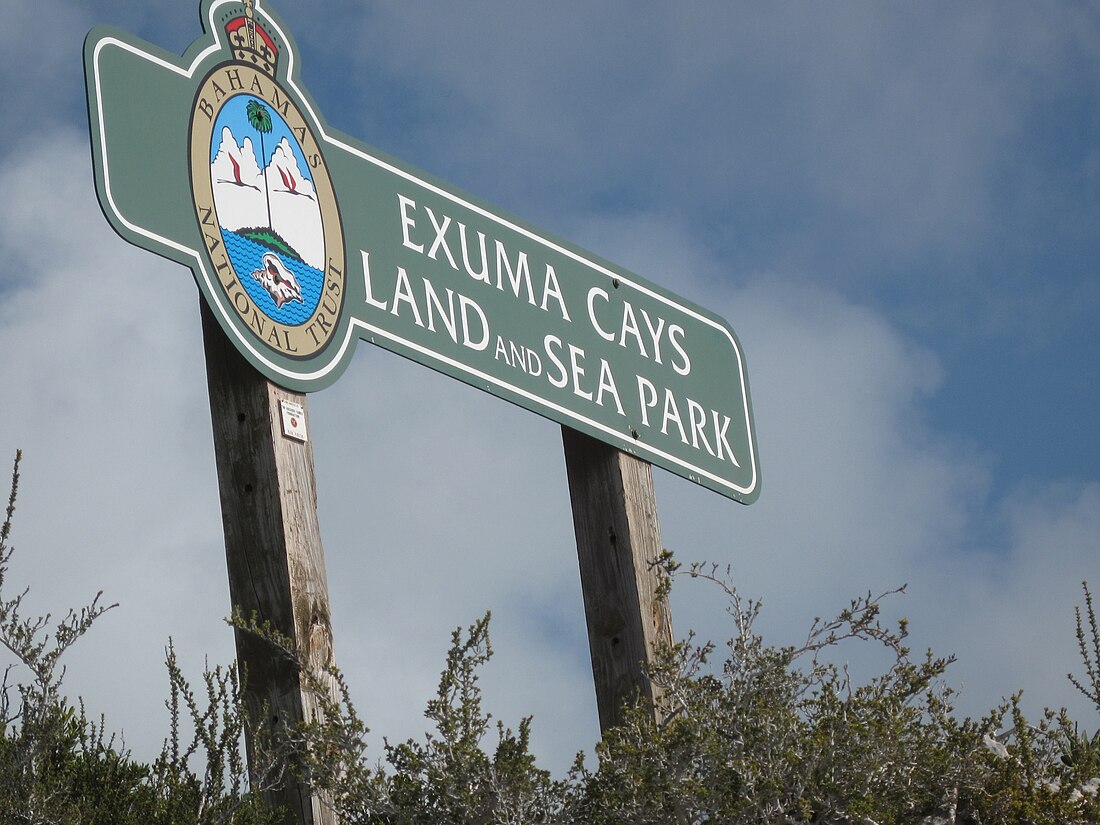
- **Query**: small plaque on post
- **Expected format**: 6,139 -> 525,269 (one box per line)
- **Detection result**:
280,400 -> 307,442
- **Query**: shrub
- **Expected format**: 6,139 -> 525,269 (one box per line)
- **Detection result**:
244,556 -> 1100,824
3,448 -> 1098,824
0,451 -> 277,824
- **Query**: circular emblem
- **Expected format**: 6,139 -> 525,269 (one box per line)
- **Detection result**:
188,43 -> 344,360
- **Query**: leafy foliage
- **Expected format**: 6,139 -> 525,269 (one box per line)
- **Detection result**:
1069,582 -> 1100,722
236,556 -> 1100,824
233,610 -> 564,824
1,449 -> 1098,823
566,558 -> 1100,824
245,100 -> 273,136
0,452 -> 277,824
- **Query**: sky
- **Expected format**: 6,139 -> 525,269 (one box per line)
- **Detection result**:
1,0 -> 1098,776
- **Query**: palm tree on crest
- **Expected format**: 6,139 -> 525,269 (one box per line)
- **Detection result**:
246,98 -> 274,229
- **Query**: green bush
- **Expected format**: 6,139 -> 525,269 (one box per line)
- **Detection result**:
2,448 -> 1098,823
243,558 -> 1100,824
565,560 -> 1100,824
0,451 -> 277,825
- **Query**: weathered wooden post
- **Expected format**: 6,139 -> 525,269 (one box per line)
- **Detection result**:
563,427 -> 673,731
202,302 -> 337,825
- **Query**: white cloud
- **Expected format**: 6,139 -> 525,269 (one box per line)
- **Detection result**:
644,241 -> 1098,728
210,128 -> 266,226
0,130 -> 235,756
562,209 -> 1097,727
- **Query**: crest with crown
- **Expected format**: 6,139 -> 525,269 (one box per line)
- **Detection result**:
225,0 -> 279,76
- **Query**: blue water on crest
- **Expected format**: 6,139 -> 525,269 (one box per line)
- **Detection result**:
221,230 -> 324,326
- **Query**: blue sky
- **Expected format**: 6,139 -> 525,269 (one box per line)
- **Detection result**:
1,0 -> 1097,775
210,95 -> 310,173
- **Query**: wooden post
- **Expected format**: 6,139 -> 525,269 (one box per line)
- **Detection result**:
201,302 -> 337,825
562,426 -> 673,732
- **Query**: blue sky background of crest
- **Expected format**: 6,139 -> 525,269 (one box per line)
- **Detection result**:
0,0 -> 1097,775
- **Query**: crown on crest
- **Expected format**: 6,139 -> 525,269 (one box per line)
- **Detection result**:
226,0 -> 278,76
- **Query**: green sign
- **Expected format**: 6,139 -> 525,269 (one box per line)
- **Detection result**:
85,0 -> 759,503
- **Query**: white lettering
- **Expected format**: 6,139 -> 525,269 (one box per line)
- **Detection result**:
458,295 -> 489,350
637,375 -> 658,426
398,195 -> 423,253
423,280 -> 457,341
458,223 -> 490,283
495,241 -> 535,305
545,334 -> 568,388
391,267 -> 423,327
688,398 -> 715,456
361,250 -> 388,311
641,308 -> 666,365
670,324 -> 691,375
595,360 -> 624,415
426,206 -> 458,270
540,264 -> 571,321
661,388 -> 688,444
713,410 -> 741,467
569,344 -> 591,401
587,287 -> 615,342
619,302 -> 646,356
